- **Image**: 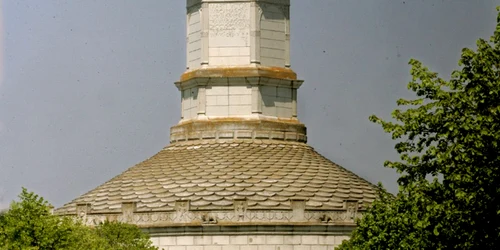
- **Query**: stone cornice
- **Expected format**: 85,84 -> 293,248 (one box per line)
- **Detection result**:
175,77 -> 304,91
179,66 -> 299,82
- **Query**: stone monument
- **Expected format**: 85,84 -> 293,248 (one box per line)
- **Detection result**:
56,1 -> 378,249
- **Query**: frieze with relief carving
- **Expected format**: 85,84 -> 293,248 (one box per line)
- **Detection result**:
74,209 -> 361,227
209,3 -> 250,39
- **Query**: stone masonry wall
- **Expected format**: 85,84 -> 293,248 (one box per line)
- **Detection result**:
151,234 -> 349,250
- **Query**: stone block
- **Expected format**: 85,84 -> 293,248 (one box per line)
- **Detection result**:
212,235 -> 230,245
248,235 -> 266,245
292,246 -> 311,250
261,47 -> 285,61
276,107 -> 292,118
260,39 -> 285,50
209,48 -> 220,57
261,105 -> 276,117
318,235 -> 335,245
222,246 -> 237,250
186,247 -> 203,250
159,236 -> 177,246
176,236 -> 195,245
277,87 -> 292,98
310,246 -> 328,250
283,235 -> 301,245
183,89 -> 192,99
261,29 -> 284,41
229,85 -> 251,95
276,97 -> 292,108
194,235 -> 212,245
216,96 -> 229,105
229,105 -> 252,116
167,247 -> 186,250
261,57 -> 285,68
209,56 -> 249,66
207,86 -> 229,96
258,245 -> 275,250
206,95 -> 217,106
261,86 -> 277,97
301,235 -> 318,244
204,246 -> 223,250
238,47 -> 251,56
275,246 -> 293,250
276,245 -> 293,250
206,106 -> 229,116
261,18 -> 285,32
229,94 -> 252,105
190,108 -> 198,120
216,47 -> 246,57
241,246 -> 259,250
266,235 -> 284,244
229,235 -> 248,245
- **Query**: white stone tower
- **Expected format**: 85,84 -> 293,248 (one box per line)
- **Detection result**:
57,1 -> 378,249
172,0 -> 305,143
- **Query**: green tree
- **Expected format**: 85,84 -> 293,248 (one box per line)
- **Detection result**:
95,221 -> 157,250
0,188 -> 157,250
0,188 -> 77,249
338,7 -> 500,250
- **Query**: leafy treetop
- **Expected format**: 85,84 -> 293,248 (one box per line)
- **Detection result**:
338,6 -> 500,250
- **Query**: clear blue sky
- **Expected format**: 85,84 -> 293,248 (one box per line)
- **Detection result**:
1,0 -> 499,208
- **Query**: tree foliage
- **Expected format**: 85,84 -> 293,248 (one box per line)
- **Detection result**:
338,7 -> 500,250
0,188 -> 157,250
95,221 -> 158,250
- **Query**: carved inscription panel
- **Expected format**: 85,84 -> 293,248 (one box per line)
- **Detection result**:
209,3 -> 250,47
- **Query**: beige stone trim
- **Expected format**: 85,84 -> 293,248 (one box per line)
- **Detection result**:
180,66 -> 298,82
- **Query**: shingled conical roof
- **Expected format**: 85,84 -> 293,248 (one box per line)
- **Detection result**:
56,139 -> 376,215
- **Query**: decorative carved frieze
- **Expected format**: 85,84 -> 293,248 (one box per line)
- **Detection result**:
209,3 -> 250,39
76,208 -> 361,227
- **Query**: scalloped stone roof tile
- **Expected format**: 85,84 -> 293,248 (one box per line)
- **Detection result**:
56,139 -> 377,214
